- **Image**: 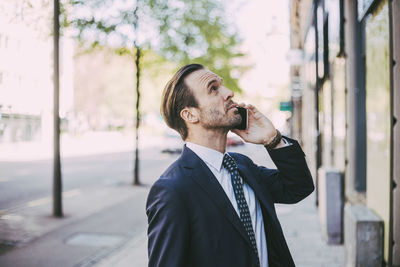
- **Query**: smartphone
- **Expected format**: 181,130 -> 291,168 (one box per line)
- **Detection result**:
235,107 -> 248,130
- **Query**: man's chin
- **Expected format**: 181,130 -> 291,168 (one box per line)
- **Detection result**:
228,114 -> 242,129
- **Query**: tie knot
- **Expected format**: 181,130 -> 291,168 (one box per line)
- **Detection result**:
222,154 -> 237,173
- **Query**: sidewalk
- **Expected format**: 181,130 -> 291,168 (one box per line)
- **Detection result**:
277,195 -> 345,266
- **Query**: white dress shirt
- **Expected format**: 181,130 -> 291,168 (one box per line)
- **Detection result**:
186,142 -> 269,267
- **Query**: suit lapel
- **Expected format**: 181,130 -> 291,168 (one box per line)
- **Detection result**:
180,146 -> 252,248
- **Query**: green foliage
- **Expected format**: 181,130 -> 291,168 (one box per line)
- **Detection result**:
145,0 -> 245,92
64,0 -> 246,92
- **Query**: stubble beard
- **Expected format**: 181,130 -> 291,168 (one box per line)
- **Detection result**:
199,108 -> 242,130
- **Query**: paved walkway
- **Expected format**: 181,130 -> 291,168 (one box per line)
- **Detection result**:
277,195 -> 345,266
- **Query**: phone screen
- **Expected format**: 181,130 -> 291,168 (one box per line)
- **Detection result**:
235,107 -> 248,130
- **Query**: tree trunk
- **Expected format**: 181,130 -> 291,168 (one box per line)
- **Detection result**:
53,0 -> 63,216
133,46 -> 141,185
132,0 -> 141,185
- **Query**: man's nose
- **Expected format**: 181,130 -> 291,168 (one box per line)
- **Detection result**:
222,86 -> 234,100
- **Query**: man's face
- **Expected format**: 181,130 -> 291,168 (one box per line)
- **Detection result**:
184,69 -> 241,130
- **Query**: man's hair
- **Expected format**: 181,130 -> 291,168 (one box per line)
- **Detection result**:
161,63 -> 204,140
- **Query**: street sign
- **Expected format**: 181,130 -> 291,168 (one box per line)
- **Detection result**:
280,101 -> 292,112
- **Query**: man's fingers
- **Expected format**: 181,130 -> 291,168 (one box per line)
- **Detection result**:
235,103 -> 257,112
245,104 -> 257,116
246,104 -> 258,112
235,103 -> 261,118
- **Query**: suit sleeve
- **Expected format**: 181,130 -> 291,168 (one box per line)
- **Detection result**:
255,137 -> 314,204
146,178 -> 189,267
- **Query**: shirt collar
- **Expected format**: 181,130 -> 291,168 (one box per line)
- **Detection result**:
186,142 -> 226,172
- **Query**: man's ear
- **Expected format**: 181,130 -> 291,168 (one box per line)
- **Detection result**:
180,107 -> 199,124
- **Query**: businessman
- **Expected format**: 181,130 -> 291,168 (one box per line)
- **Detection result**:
146,63 -> 314,267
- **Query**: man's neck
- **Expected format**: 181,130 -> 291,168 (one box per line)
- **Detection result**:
185,129 -> 228,153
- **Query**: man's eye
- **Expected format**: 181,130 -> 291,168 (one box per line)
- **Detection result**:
211,86 -> 218,91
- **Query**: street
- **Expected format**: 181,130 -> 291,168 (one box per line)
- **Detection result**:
0,148 -> 171,210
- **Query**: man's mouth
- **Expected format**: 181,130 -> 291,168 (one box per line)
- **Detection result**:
227,102 -> 238,111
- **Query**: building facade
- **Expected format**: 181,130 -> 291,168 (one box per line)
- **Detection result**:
290,0 -> 399,265
0,1 -> 73,144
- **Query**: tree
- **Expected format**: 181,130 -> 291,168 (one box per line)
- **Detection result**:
1,0 -> 63,217
145,0 -> 246,91
54,0 -> 63,217
64,0 -> 245,185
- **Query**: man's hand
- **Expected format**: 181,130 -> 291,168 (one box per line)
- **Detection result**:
231,104 -> 285,148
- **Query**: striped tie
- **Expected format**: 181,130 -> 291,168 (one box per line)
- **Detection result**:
222,154 -> 260,267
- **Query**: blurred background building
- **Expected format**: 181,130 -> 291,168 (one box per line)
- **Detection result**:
0,0 -> 74,144
289,0 -> 399,265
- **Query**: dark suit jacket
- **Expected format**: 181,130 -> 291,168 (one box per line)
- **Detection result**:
146,137 -> 314,267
